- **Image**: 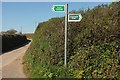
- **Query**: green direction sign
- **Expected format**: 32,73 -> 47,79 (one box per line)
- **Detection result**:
52,5 -> 65,12
68,14 -> 82,22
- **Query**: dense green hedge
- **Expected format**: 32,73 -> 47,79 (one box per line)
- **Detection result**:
2,34 -> 28,52
23,2 -> 120,78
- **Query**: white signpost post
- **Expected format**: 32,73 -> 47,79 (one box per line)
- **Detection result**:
52,4 -> 82,68
65,4 -> 68,68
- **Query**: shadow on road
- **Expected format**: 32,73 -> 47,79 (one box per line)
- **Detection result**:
1,39 -> 31,54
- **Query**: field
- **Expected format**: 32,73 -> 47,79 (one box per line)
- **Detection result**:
24,33 -> 34,39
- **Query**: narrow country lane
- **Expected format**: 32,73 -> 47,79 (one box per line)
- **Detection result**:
0,40 -> 32,78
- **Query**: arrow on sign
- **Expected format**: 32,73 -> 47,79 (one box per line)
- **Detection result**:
52,5 -> 65,12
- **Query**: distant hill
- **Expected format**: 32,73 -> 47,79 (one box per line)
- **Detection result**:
23,2 -> 120,78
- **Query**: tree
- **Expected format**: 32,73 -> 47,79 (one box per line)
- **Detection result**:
6,29 -> 17,34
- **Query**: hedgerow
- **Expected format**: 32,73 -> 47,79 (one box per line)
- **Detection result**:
2,34 -> 28,52
23,2 -> 120,78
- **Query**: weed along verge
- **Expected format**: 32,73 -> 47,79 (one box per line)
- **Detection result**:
23,2 -> 120,78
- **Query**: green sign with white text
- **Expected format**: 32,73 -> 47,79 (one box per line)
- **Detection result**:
52,5 -> 65,12
68,14 -> 82,22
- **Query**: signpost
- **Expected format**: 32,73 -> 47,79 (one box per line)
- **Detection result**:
52,4 -> 82,68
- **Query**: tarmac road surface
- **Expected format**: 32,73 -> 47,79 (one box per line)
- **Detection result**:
0,39 -> 32,78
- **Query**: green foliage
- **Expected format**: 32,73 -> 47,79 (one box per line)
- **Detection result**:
23,2 -> 120,79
